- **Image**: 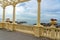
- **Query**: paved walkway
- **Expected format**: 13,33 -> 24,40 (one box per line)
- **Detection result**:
0,29 -> 53,40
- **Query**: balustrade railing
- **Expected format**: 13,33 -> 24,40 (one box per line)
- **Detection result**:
0,22 -> 60,40
39,27 -> 60,40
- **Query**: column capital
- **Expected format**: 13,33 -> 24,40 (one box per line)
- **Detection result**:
13,5 -> 16,7
1,6 -> 6,9
12,2 -> 17,7
37,0 -> 41,3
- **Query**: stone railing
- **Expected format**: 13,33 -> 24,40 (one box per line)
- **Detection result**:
0,22 -> 60,40
33,25 -> 60,40
39,27 -> 60,40
15,24 -> 34,34
0,23 -> 2,28
0,22 -> 34,34
34,27 -> 60,40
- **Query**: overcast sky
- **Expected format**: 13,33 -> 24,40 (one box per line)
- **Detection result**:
0,0 -> 60,24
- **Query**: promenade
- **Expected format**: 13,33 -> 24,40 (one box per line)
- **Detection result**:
0,29 -> 53,40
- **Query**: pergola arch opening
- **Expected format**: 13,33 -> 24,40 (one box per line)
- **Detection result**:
5,5 -> 13,22
0,0 -> 41,26
0,0 -> 30,23
0,6 -> 3,22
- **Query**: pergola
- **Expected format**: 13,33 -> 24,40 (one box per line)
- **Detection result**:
1,0 -> 60,39
0,0 -> 41,27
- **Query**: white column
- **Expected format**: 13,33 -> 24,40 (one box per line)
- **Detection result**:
2,7 -> 5,23
13,6 -> 16,24
37,0 -> 41,27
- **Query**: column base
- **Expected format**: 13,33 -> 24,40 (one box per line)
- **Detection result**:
34,24 -> 43,27
1,22 -> 6,29
11,23 -> 17,31
50,25 -> 56,28
33,24 -> 43,37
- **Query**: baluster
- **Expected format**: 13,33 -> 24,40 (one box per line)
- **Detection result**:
41,28 -> 44,36
57,30 -> 60,39
50,28 -> 55,39
44,29 -> 47,37
55,30 -> 56,39
49,29 -> 51,38
46,29 -> 50,37
44,29 -> 46,37
42,28 -> 45,37
46,29 -> 48,37
56,30 -> 59,39
55,30 -> 58,39
59,30 -> 60,39
42,28 -> 44,36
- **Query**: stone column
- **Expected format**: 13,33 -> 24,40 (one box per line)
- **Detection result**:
12,4 -> 16,31
13,5 -> 16,24
33,0 -> 43,37
2,7 -> 5,23
2,6 -> 6,28
37,0 -> 41,27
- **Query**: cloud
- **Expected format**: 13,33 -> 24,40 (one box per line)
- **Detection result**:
6,5 -> 13,15
16,6 -> 25,13
41,0 -> 60,12
40,0 -> 60,23
0,0 -> 60,23
0,6 -> 3,15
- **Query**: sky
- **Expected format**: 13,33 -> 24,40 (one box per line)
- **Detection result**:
0,0 -> 60,24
